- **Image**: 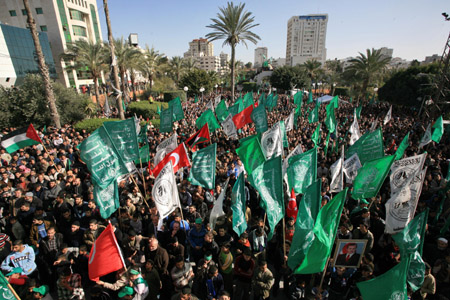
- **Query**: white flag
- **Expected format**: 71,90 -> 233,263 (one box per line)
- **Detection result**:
285,110 -> 295,132
261,122 -> 283,159
330,147 -> 344,193
385,168 -> 426,234
343,153 -> 362,183
209,178 -> 230,231
383,105 -> 392,125
214,95 -> 221,107
221,114 -> 238,139
419,124 -> 432,148
155,133 -> 178,165
370,118 -> 378,132
207,99 -> 215,112
152,161 -> 180,219
390,154 -> 426,195
349,111 -> 361,145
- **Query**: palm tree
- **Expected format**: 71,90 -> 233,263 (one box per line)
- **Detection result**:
347,48 -> 391,101
23,0 -> 61,128
61,40 -> 109,109
114,37 -> 142,103
302,59 -> 322,95
183,57 -> 197,72
206,2 -> 260,100
138,46 -> 165,90
325,59 -> 343,95
170,56 -> 184,85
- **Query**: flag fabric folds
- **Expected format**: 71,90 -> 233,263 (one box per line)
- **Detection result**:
160,106 -> 173,133
329,147 -> 344,193
419,124 -> 432,148
346,128 -> 384,165
357,255 -> 410,300
88,223 -> 125,281
209,178 -> 230,231
394,133 -> 409,160
221,114 -> 238,140
232,173 -> 247,236
287,147 -> 317,194
431,115 -> 444,143
215,99 -> 229,122
343,153 -> 362,183
93,180 -> 120,219
261,122 -> 283,159
134,144 -> 150,164
236,135 -> 266,178
311,124 -> 320,146
383,105 -> 392,125
185,123 -> 210,149
188,143 -> 217,190
285,110 -> 295,132
196,109 -> 221,132
152,161 -> 181,219
155,133 -> 178,165
308,102 -> 319,123
0,271 -> 19,299
349,111 -> 361,146
251,103 -> 268,133
151,143 -> 190,177
169,97 -> 184,121
251,156 -> 284,240
286,188 -> 298,221
1,124 -> 41,153
232,104 -> 254,129
352,155 -> 395,200
103,118 -> 140,163
294,90 -> 303,105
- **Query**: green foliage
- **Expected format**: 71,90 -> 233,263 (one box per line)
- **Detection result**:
0,74 -> 91,128
242,82 -> 258,92
334,87 -> 350,97
127,101 -> 168,119
378,64 -> 440,107
142,89 -> 160,100
73,118 -> 119,133
163,91 -> 186,102
270,66 -> 309,92
152,77 -> 176,94
179,69 -> 216,96
141,119 -> 161,129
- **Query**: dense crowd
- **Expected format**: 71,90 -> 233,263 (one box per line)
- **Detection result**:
0,92 -> 449,300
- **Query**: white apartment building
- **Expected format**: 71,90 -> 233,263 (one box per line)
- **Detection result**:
184,38 -> 214,58
254,47 -> 268,68
0,0 -> 104,89
286,14 -> 328,66
198,55 -> 220,73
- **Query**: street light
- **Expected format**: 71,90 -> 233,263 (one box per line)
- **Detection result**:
200,87 -> 205,102
183,86 -> 188,101
215,84 -> 218,94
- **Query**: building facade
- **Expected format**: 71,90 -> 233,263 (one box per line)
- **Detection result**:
254,47 -> 268,68
286,14 -> 328,66
184,38 -> 214,58
0,0 -> 103,89
0,24 -> 56,87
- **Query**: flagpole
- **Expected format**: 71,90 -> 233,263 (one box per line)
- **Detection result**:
282,217 -> 287,267
7,281 -> 22,300
130,174 -> 150,210
318,257 -> 331,292
138,158 -> 148,199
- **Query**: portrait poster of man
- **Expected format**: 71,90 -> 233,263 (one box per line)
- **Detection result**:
333,239 -> 367,268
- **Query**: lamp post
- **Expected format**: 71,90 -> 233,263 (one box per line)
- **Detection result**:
215,84 -> 218,94
200,87 -> 205,102
183,86 -> 188,101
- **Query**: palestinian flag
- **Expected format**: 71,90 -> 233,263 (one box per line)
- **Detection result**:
185,123 -> 210,149
1,124 -> 42,153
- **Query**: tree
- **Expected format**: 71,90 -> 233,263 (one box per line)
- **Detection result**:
138,46 -> 166,90
270,65 -> 309,92
245,62 -> 253,69
347,48 -> 391,102
103,0 -> 124,119
302,59 -> 322,93
169,56 -> 184,85
61,39 -> 109,109
183,57 -> 198,72
324,59 -> 343,95
179,69 -> 215,96
206,2 -> 260,100
23,0 -> 61,128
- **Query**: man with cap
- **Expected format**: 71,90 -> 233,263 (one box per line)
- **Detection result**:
128,267 -> 149,300
193,251 -> 216,298
188,218 -> 207,264
233,248 -> 255,300
118,286 -> 134,299
1,240 -> 37,277
170,287 -> 199,300
32,285 -> 54,300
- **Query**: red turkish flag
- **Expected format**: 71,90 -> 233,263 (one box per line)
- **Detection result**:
151,143 -> 190,177
232,105 -> 254,130
88,223 -> 125,281
286,188 -> 298,221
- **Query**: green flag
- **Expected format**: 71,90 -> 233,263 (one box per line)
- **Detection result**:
138,124 -> 148,145
194,95 -> 199,103
232,172 -> 247,236
43,125 -> 47,133
228,100 -> 243,116
295,188 -> 348,274
169,97 -> 184,121
134,144 -> 150,164
324,131 -> 331,157
259,93 -> 265,106
346,128 -> 384,165
236,135 -> 266,178
159,106 -> 173,133
0,271 -> 19,299
325,105 -> 336,133
308,101 -> 319,123
355,105 -> 362,119
215,100 -> 229,122
188,143 -> 217,190
122,99 -> 127,112
294,91 -> 303,105
287,147 -> 317,194
251,104 -> 268,134
357,255 -> 410,300
265,93 -> 273,110
243,92 -> 254,108
93,180 -> 120,219
307,90 -> 313,104
79,126 -> 128,189
196,109 -> 220,132
251,155 -> 284,240
394,133 -> 409,160
392,209 -> 428,291
156,105 -> 161,115
431,115 -> 444,143
287,179 -> 321,271
103,118 -> 140,162
280,120 -> 289,148
311,124 -> 320,146
352,155 -> 395,200
329,95 -> 339,109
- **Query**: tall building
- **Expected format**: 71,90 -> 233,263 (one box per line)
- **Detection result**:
286,14 -> 328,66
0,0 -> 103,89
254,47 -> 268,68
0,24 -> 56,87
184,38 -> 214,58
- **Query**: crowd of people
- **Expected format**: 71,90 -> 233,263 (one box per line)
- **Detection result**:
0,91 -> 449,300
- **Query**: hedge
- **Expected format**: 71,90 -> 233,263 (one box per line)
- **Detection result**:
163,90 -> 186,102
142,89 -> 161,100
127,101 -> 168,119
73,118 -> 119,133
242,82 -> 259,92
334,87 -> 350,97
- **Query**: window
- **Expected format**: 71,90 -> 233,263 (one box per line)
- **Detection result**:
69,9 -> 84,21
9,10 -> 17,16
35,7 -> 43,14
72,25 -> 87,37
40,26 -> 47,32
22,9 -> 27,15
